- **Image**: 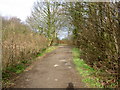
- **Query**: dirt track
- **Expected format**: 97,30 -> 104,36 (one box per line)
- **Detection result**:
13,46 -> 86,88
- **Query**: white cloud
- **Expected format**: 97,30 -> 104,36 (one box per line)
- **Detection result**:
0,0 -> 36,21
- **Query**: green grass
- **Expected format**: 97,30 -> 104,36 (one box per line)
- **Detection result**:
36,46 -> 57,57
72,48 -> 103,88
3,46 -> 57,79
2,46 -> 57,87
2,63 -> 26,80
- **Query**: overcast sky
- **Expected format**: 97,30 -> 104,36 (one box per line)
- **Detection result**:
0,0 -> 119,21
0,0 -> 36,21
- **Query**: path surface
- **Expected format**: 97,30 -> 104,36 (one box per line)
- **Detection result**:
13,46 -> 86,88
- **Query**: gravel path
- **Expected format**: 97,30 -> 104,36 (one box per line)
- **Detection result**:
13,46 -> 86,88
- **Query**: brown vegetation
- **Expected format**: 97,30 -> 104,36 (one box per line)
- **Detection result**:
2,17 -> 48,69
1,1 -> 119,88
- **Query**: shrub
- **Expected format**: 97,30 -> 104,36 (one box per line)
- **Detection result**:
2,17 -> 48,69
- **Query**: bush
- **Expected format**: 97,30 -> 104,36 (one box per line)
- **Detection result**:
2,17 -> 48,69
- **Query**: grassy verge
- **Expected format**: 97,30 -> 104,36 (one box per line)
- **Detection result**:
72,48 -> 103,88
2,46 -> 57,88
36,46 -> 57,57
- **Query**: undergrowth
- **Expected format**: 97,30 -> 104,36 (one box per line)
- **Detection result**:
2,46 -> 57,88
72,48 -> 103,88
